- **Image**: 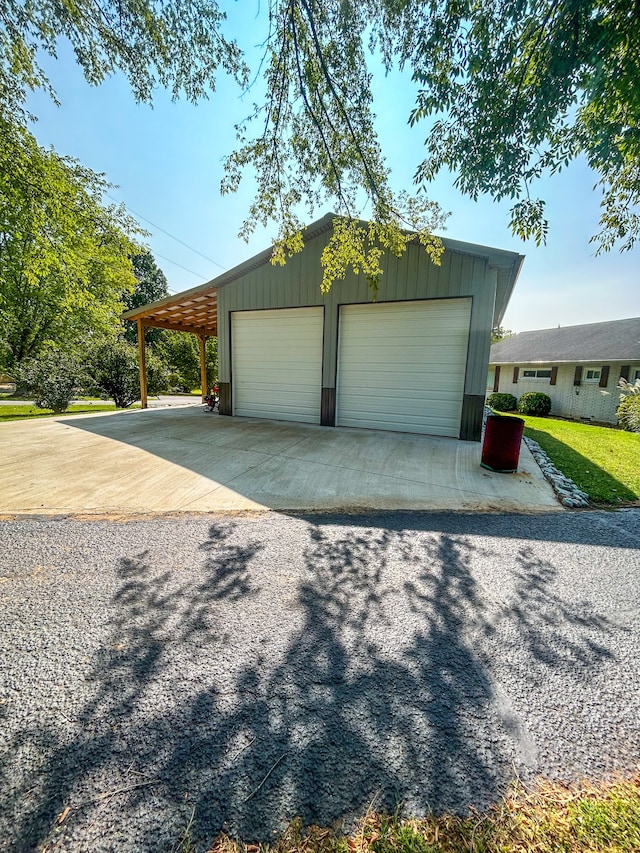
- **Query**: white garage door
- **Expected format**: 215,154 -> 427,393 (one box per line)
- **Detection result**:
232,307 -> 323,423
336,298 -> 471,437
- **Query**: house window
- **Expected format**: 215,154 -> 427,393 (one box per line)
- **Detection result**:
583,368 -> 601,381
522,369 -> 552,379
634,370 -> 640,382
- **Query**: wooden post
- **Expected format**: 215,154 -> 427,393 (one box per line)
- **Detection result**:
137,319 -> 147,409
199,335 -> 208,402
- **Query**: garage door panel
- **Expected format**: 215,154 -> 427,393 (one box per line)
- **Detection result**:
232,307 -> 323,423
336,299 -> 471,437
343,366 -> 465,385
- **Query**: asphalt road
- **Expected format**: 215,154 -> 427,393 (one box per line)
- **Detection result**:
1,510 -> 639,852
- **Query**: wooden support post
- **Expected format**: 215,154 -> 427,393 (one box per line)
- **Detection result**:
199,334 -> 208,402
137,319 -> 148,409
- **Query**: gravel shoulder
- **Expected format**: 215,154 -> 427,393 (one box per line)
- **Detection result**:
0,510 -> 638,852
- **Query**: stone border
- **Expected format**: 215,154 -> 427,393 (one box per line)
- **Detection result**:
523,436 -> 590,508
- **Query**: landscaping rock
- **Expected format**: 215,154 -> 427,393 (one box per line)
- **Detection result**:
523,436 -> 590,508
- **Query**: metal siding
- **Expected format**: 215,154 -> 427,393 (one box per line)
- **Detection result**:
232,308 -> 323,423
320,387 -> 336,426
404,246 -> 420,299
323,300 -> 338,394
336,299 -> 472,437
218,233 -> 497,403
460,395 -> 485,441
464,259 -> 495,393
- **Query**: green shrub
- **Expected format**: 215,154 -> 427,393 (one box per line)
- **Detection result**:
15,351 -> 83,413
518,391 -> 552,416
617,396 -> 640,432
89,338 -> 169,408
487,392 -> 517,411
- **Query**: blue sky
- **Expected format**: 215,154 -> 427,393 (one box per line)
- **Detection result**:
27,12 -> 638,333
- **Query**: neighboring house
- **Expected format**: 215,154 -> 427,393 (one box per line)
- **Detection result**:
489,317 -> 640,424
124,213 -> 523,441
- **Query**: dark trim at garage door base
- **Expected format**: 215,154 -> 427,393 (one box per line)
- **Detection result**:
460,394 -> 485,441
219,382 -> 232,416
321,387 -> 336,426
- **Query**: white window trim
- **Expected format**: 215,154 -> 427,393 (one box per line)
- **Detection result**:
522,368 -> 553,379
583,367 -> 602,382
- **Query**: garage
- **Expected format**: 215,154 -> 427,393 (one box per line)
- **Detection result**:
124,214 -> 524,441
232,307 -> 323,423
336,298 -> 472,437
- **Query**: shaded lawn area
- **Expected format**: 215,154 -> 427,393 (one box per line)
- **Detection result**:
0,404 -> 121,422
515,414 -> 640,504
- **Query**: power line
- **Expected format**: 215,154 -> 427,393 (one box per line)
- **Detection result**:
152,251 -> 209,280
106,192 -> 227,271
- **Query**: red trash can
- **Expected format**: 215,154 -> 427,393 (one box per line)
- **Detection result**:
481,415 -> 525,473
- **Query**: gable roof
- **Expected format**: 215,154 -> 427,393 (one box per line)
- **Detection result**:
123,213 -> 524,335
490,317 -> 640,364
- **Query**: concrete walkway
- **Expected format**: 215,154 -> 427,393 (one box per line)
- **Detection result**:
0,405 -> 561,515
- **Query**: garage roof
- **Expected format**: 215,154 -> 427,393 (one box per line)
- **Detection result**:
122,214 -> 524,334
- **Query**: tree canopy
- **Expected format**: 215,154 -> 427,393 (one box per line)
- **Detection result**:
1,0 -> 637,297
0,0 -> 247,119
122,252 -> 170,344
0,117 -> 142,367
225,0 -> 639,257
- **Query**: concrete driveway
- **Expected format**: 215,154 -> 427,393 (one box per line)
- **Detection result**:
0,404 -> 560,515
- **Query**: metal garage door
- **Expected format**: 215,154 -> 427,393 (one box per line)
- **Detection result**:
232,307 -> 323,423
336,298 -> 471,437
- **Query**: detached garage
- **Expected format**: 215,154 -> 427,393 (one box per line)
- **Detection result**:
124,214 -> 523,441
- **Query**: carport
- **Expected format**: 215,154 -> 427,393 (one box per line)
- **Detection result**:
122,283 -> 219,406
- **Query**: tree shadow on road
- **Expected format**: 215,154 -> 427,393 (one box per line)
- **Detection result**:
0,515 -> 626,851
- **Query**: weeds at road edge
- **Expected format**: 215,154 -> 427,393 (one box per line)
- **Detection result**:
201,775 -> 640,853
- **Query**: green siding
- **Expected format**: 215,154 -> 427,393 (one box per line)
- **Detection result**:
217,233 -> 497,400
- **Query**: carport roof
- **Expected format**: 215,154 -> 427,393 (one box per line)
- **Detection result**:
122,281 -> 220,336
122,213 -> 524,335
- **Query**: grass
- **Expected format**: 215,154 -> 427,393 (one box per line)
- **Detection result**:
200,776 -> 640,853
500,413 -> 640,504
0,403 -> 127,422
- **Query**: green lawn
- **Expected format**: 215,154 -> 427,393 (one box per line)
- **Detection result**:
508,413 -> 640,504
0,403 -> 122,421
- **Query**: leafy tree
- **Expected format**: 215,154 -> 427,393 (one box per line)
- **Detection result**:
88,337 -> 169,408
225,0 -> 639,259
0,0 -> 247,120
0,118 -> 142,368
154,331 -> 218,392
16,351 -> 84,413
3,0 -> 638,293
122,252 -> 170,345
405,0 -> 640,253
491,327 -> 515,344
